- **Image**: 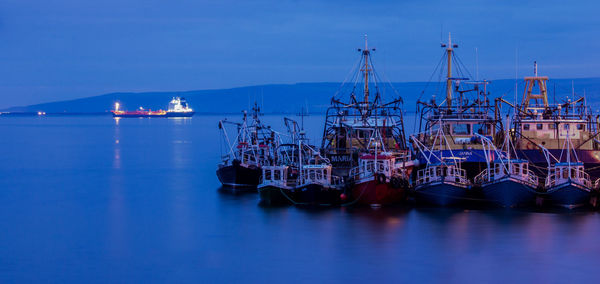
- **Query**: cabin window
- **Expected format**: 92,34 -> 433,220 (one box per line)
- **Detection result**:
452,124 -> 471,135
562,169 -> 568,179
323,169 -> 328,176
578,124 -> 585,130
514,164 -> 520,175
357,130 -> 372,139
274,170 -> 281,180
564,124 -> 570,130
265,170 -> 272,180
549,124 -> 556,129
536,124 -> 543,130
473,124 -> 490,135
523,124 -> 530,130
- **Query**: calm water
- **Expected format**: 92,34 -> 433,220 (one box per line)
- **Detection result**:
1,115 -> 599,283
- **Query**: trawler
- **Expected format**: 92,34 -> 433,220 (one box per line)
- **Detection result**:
111,97 -> 194,118
216,103 -> 279,188
474,124 -> 539,207
538,128 -> 593,208
258,132 -> 344,206
347,128 -> 414,206
413,34 -> 502,180
412,119 -> 472,206
320,36 -> 413,195
511,62 -> 600,181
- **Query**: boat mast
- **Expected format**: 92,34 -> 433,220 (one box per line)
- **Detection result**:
363,34 -> 370,105
445,33 -> 454,108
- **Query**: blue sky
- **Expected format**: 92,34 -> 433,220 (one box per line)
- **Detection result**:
0,0 -> 599,108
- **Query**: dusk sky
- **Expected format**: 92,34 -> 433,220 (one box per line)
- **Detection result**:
0,0 -> 599,109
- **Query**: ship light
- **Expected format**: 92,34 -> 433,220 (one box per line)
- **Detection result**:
115,102 -> 120,111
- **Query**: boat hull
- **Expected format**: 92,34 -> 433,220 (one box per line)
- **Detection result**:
413,182 -> 469,206
166,111 -> 195,117
216,162 -> 261,188
517,149 -> 600,180
112,112 -> 194,118
543,181 -> 592,209
258,185 -> 295,206
481,178 -> 537,207
258,184 -> 342,206
351,179 -> 406,206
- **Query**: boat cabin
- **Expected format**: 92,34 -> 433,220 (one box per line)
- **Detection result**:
546,162 -> 591,188
261,165 -> 296,187
416,162 -> 469,185
300,164 -> 343,186
474,159 -> 538,186
349,153 -> 395,181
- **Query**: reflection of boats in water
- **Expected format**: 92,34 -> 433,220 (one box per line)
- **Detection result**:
111,97 -> 195,118
413,34 -> 502,180
217,103 -> 279,188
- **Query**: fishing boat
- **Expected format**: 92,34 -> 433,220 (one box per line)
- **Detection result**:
320,35 -> 412,182
258,141 -> 344,206
346,126 -> 414,206
474,129 -> 539,207
413,34 -> 502,180
217,103 -> 279,188
111,97 -> 194,118
539,128 -> 593,208
510,62 -> 600,180
347,151 -> 413,206
412,120 -> 472,206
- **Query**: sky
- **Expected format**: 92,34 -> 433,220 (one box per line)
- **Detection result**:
0,0 -> 599,109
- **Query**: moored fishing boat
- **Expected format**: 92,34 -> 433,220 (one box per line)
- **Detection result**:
538,129 -> 593,208
411,114 -> 472,206
320,36 -> 412,182
544,162 -> 592,208
474,125 -> 539,207
347,150 -> 414,206
413,160 -> 471,206
258,142 -> 345,206
413,34 -> 502,181
217,103 -> 279,188
511,62 -> 600,180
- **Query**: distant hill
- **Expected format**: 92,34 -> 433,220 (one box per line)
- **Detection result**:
4,79 -> 600,114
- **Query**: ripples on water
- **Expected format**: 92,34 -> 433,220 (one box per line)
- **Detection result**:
0,115 -> 598,282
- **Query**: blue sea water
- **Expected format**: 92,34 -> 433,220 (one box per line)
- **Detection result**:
1,115 -> 599,283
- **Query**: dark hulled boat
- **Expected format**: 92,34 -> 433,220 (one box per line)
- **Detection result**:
413,34 -> 502,181
258,142 -> 345,206
474,125 -> 539,207
217,104 -> 279,188
318,36 -> 415,206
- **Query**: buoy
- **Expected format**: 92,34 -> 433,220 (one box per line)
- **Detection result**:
340,193 -> 347,200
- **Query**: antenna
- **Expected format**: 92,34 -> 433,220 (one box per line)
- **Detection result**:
475,47 -> 479,81
514,47 -> 518,106
534,61 -> 538,77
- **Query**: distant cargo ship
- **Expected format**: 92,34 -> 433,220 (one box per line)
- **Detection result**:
111,97 -> 195,118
